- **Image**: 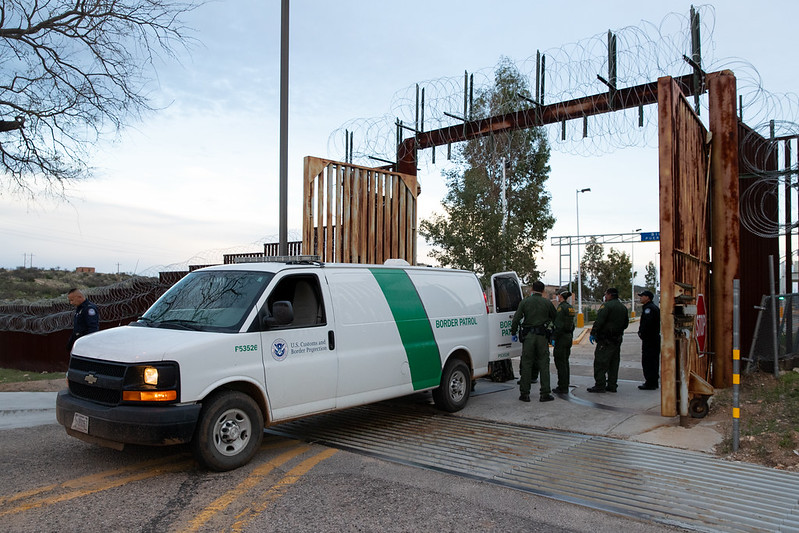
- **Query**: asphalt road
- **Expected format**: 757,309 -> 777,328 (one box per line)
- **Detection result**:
0,422 -> 685,532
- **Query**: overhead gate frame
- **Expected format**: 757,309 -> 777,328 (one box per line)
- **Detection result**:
390,70 -> 752,418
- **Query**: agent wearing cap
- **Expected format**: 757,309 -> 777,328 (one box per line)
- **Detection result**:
588,287 -> 629,393
637,290 -> 660,390
551,290 -> 576,394
510,280 -> 557,403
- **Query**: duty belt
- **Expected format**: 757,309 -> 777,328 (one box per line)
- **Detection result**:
527,325 -> 549,336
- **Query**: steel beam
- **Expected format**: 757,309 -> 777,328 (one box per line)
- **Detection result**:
657,76 -> 679,417
708,70 -> 740,388
397,73 -> 702,175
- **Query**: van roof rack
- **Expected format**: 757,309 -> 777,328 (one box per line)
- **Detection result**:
232,254 -> 322,265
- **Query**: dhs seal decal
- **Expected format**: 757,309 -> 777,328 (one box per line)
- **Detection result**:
271,338 -> 288,361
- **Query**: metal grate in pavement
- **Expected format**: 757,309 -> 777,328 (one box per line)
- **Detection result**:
266,402 -> 799,533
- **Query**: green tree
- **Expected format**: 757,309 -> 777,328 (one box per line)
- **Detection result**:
598,248 -> 633,299
576,238 -> 633,300
0,1 -> 199,191
577,238 -> 604,300
645,261 -> 659,293
419,57 -> 554,286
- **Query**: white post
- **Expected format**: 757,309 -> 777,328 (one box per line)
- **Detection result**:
501,158 -> 508,232
576,188 -> 591,328
631,228 -> 641,317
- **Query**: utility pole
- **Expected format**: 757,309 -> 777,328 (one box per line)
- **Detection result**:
501,158 -> 508,232
278,0 -> 289,256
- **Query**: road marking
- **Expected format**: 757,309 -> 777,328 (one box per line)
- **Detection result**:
0,459 -> 192,517
181,440 -> 308,532
231,448 -> 339,532
0,438 -> 336,529
0,453 -> 190,508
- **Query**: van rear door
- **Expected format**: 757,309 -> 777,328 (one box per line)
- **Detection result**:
488,271 -> 523,362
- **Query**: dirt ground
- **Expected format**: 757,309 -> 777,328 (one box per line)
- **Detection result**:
0,378 -> 66,392
706,370 -> 799,472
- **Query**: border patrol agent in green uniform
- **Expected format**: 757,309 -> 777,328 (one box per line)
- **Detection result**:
588,287 -> 629,393
510,280 -> 557,402
552,290 -> 576,393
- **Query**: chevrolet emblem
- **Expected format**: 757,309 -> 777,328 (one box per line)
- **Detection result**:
84,374 -> 98,385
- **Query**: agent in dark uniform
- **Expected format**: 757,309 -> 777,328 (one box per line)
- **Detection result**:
552,290 -> 576,394
637,290 -> 661,390
588,287 -> 629,393
510,280 -> 557,402
67,288 -> 99,353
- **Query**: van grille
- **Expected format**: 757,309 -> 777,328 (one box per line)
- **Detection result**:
69,356 -> 126,377
69,380 -> 122,405
67,355 -> 127,406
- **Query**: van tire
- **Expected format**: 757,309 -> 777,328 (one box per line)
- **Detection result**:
191,390 -> 264,471
432,359 -> 470,412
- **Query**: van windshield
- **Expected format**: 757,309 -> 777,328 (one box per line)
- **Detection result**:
138,271 -> 274,332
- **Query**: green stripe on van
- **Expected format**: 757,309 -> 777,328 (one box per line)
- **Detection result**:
369,268 -> 442,390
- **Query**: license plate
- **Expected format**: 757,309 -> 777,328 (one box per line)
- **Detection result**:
71,412 -> 89,434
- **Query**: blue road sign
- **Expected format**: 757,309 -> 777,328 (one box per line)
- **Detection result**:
640,231 -> 660,242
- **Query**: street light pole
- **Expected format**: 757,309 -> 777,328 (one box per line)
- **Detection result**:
576,188 -> 591,328
278,0 -> 290,255
631,228 -> 641,317
501,158 -> 508,233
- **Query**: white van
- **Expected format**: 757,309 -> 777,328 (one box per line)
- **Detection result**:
56,259 -> 522,471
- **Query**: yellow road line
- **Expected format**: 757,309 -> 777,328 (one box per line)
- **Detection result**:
231,448 -> 339,532
0,437 -> 311,524
0,453 -> 189,507
0,460 -> 193,517
181,440 -> 308,533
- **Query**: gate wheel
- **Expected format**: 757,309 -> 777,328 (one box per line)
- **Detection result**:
689,397 -> 709,419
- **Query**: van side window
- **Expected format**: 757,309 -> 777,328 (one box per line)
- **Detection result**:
264,274 -> 326,329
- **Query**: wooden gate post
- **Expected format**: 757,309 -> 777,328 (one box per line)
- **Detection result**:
708,70 -> 740,388
658,76 -> 679,416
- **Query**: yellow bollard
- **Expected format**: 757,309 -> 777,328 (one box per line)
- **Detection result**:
577,312 -> 584,329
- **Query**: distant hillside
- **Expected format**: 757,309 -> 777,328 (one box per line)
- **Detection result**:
0,267 -> 143,303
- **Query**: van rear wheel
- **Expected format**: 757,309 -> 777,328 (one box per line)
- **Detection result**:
433,359 -> 470,412
191,390 -> 264,471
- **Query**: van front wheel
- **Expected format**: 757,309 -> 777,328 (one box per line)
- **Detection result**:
433,359 -> 470,412
192,390 -> 264,471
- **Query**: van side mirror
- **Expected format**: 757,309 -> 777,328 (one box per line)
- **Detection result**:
265,300 -> 294,328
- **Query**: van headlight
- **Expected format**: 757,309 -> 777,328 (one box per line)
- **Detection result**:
122,362 -> 179,403
143,366 -> 159,385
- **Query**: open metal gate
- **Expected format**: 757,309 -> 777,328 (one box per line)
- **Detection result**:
658,72 -> 739,418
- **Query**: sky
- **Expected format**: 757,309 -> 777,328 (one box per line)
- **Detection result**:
0,1 -> 797,288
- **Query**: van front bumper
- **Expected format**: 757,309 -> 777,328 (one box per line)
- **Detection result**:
56,390 -> 202,447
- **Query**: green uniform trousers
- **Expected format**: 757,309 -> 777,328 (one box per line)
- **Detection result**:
552,333 -> 572,390
593,340 -> 622,391
520,333 -> 550,396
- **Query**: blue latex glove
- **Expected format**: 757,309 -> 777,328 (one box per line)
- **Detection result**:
551,339 -> 555,347
511,335 -> 518,343
589,334 -> 596,344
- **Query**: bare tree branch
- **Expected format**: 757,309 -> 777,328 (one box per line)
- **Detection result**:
0,0 -> 201,192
